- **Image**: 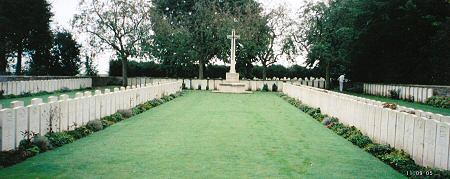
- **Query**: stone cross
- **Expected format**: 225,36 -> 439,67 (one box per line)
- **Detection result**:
227,29 -> 240,73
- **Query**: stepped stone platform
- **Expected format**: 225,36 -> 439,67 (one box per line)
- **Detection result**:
215,72 -> 250,94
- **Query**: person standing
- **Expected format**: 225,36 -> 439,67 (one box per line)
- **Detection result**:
338,74 -> 345,92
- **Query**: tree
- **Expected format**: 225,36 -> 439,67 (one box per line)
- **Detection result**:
73,0 -> 151,86
48,31 -> 82,76
84,53 -> 98,76
291,1 -> 357,89
253,6 -> 294,80
0,0 -> 53,75
149,0 -> 266,79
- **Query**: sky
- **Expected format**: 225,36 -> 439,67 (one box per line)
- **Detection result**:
49,0 -> 311,75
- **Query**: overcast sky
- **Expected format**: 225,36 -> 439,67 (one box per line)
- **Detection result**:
49,0 -> 311,74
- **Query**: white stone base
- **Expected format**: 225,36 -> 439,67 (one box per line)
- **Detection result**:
226,72 -> 239,82
216,82 -> 249,94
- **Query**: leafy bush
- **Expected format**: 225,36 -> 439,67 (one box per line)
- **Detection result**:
364,144 -> 393,158
32,135 -> 52,152
46,132 -> 75,148
426,96 -> 450,109
101,119 -> 115,128
381,150 -> 419,174
182,83 -> 186,89
86,120 -> 103,132
261,84 -> 269,92
67,126 -> 93,139
272,83 -> 278,92
102,113 -> 125,123
406,95 -> 415,102
348,132 -> 372,148
118,109 -> 133,118
322,117 -> 338,126
132,107 -> 144,115
389,89 -> 400,99
197,84 -> 201,90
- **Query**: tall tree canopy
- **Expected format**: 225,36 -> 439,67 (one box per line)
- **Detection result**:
148,0 -> 268,79
73,0 -> 152,86
0,0 -> 53,75
293,0 -> 450,87
47,30 -> 82,76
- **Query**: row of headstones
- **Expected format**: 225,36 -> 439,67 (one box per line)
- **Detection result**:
363,84 -> 434,103
0,78 -> 92,96
127,78 -> 178,87
128,77 -> 326,90
284,83 -> 450,170
185,79 -> 285,91
295,83 -> 447,124
0,81 -> 182,151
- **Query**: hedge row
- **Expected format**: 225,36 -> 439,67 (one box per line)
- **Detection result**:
0,92 -> 184,168
425,96 -> 450,109
279,93 -> 450,178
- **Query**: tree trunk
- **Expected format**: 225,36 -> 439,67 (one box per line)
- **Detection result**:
121,55 -> 128,87
262,63 -> 267,80
0,49 -> 6,74
16,42 -> 22,75
198,59 -> 204,79
325,61 -> 331,90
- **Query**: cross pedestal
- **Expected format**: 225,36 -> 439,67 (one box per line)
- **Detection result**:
216,29 -> 248,93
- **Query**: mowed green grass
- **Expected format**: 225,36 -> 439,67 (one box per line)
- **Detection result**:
341,91 -> 450,116
0,91 -> 403,178
0,86 -> 119,108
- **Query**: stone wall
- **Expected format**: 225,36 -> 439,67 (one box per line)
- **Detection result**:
0,81 -> 182,151
284,83 -> 450,170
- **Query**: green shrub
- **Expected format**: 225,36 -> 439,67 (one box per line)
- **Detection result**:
46,132 -> 75,148
322,117 -> 338,126
426,96 -> 450,109
206,85 -> 209,90
381,150 -> 419,174
86,120 -> 104,132
32,135 -> 52,152
261,84 -> 269,92
182,83 -> 186,89
272,83 -> 278,92
67,126 -> 93,139
364,144 -> 393,158
197,84 -> 201,90
118,109 -> 133,118
101,119 -> 115,128
103,113 -> 125,123
389,89 -> 400,99
132,107 -> 144,115
348,132 -> 372,148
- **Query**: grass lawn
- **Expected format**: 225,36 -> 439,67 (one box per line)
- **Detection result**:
0,86 -> 119,108
340,91 -> 450,116
0,91 -> 403,178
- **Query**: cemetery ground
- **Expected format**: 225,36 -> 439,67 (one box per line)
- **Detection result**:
341,91 -> 450,116
0,91 -> 403,178
0,85 -> 119,108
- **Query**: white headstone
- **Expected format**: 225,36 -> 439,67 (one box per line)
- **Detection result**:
0,109 -> 15,151
434,122 -> 449,170
423,119 -> 438,167
412,116 -> 426,165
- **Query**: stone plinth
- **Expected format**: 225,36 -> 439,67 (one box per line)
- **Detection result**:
226,73 -> 239,82
216,72 -> 249,94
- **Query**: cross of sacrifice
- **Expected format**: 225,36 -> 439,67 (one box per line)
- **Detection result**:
227,29 -> 240,73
